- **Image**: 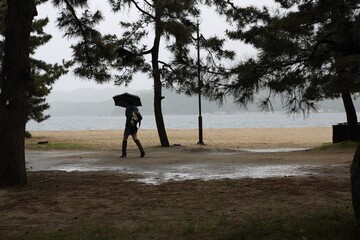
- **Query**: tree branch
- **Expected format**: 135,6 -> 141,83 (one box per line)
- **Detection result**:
158,60 -> 174,71
143,0 -> 154,8
131,0 -> 155,20
62,0 -> 93,69
140,48 -> 153,55
310,32 -> 336,60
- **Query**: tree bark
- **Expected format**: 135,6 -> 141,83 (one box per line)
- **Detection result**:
152,13 -> 169,147
352,140 -> 360,222
0,0 -> 37,186
342,91 -> 359,141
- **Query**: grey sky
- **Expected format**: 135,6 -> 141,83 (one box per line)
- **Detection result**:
34,1 -> 277,92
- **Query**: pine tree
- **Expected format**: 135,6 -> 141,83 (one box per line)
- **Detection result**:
0,0 -> 69,186
55,0 -> 233,147
0,0 -> 37,186
211,0 -> 360,223
0,3 -> 70,129
210,0 -> 360,133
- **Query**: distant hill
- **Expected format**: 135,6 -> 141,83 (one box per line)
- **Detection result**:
46,88 -> 359,116
47,87 -> 130,103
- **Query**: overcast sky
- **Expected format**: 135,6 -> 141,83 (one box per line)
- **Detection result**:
34,1 -> 277,92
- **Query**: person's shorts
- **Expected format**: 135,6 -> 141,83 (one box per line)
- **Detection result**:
124,125 -> 138,135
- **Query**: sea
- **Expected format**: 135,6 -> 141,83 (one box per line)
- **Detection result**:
26,112 -> 353,131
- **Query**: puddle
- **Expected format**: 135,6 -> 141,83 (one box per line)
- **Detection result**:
240,148 -> 310,153
51,165 -> 118,172
28,161 -> 315,185
127,164 -> 315,184
26,150 -> 320,185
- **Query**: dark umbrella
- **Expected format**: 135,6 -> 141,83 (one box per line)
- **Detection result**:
113,92 -> 142,107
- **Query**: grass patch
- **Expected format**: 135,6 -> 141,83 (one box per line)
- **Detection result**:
24,225 -> 133,240
20,206 -> 355,240
315,141 -> 358,151
27,142 -> 88,150
227,205 -> 354,240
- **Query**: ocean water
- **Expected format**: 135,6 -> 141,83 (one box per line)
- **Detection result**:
26,112 -> 352,131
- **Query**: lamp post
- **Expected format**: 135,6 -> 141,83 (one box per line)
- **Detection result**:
196,17 -> 204,145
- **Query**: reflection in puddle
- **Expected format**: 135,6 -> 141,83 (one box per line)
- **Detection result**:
31,162 -> 314,185
240,148 -> 310,153
54,165 -> 117,172
26,150 -> 319,185
130,164 -> 313,184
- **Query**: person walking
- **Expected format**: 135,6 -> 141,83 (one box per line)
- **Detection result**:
121,103 -> 145,158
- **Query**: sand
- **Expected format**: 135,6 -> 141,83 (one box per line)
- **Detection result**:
27,127 -> 333,150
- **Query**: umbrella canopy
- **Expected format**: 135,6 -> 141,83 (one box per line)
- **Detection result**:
113,92 -> 142,107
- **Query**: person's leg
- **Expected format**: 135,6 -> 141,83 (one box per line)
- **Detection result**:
131,133 -> 145,158
131,132 -> 138,141
121,132 -> 129,158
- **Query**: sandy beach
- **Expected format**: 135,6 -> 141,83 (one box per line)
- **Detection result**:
26,127 -> 333,150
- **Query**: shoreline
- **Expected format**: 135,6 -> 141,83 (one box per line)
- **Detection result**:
27,127 -> 333,150
26,112 -> 349,131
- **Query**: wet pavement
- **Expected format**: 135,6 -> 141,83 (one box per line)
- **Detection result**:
25,149 -> 346,185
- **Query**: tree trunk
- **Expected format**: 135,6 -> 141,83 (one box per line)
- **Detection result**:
152,14 -> 169,147
342,91 -> 359,141
0,0 -> 36,186
351,140 -> 360,223
154,78 -> 169,147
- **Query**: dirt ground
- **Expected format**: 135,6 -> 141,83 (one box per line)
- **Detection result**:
0,128 -> 358,239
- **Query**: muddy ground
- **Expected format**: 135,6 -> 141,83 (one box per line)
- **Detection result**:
0,143 -> 357,239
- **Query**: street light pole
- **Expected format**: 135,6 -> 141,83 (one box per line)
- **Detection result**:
196,17 -> 204,145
